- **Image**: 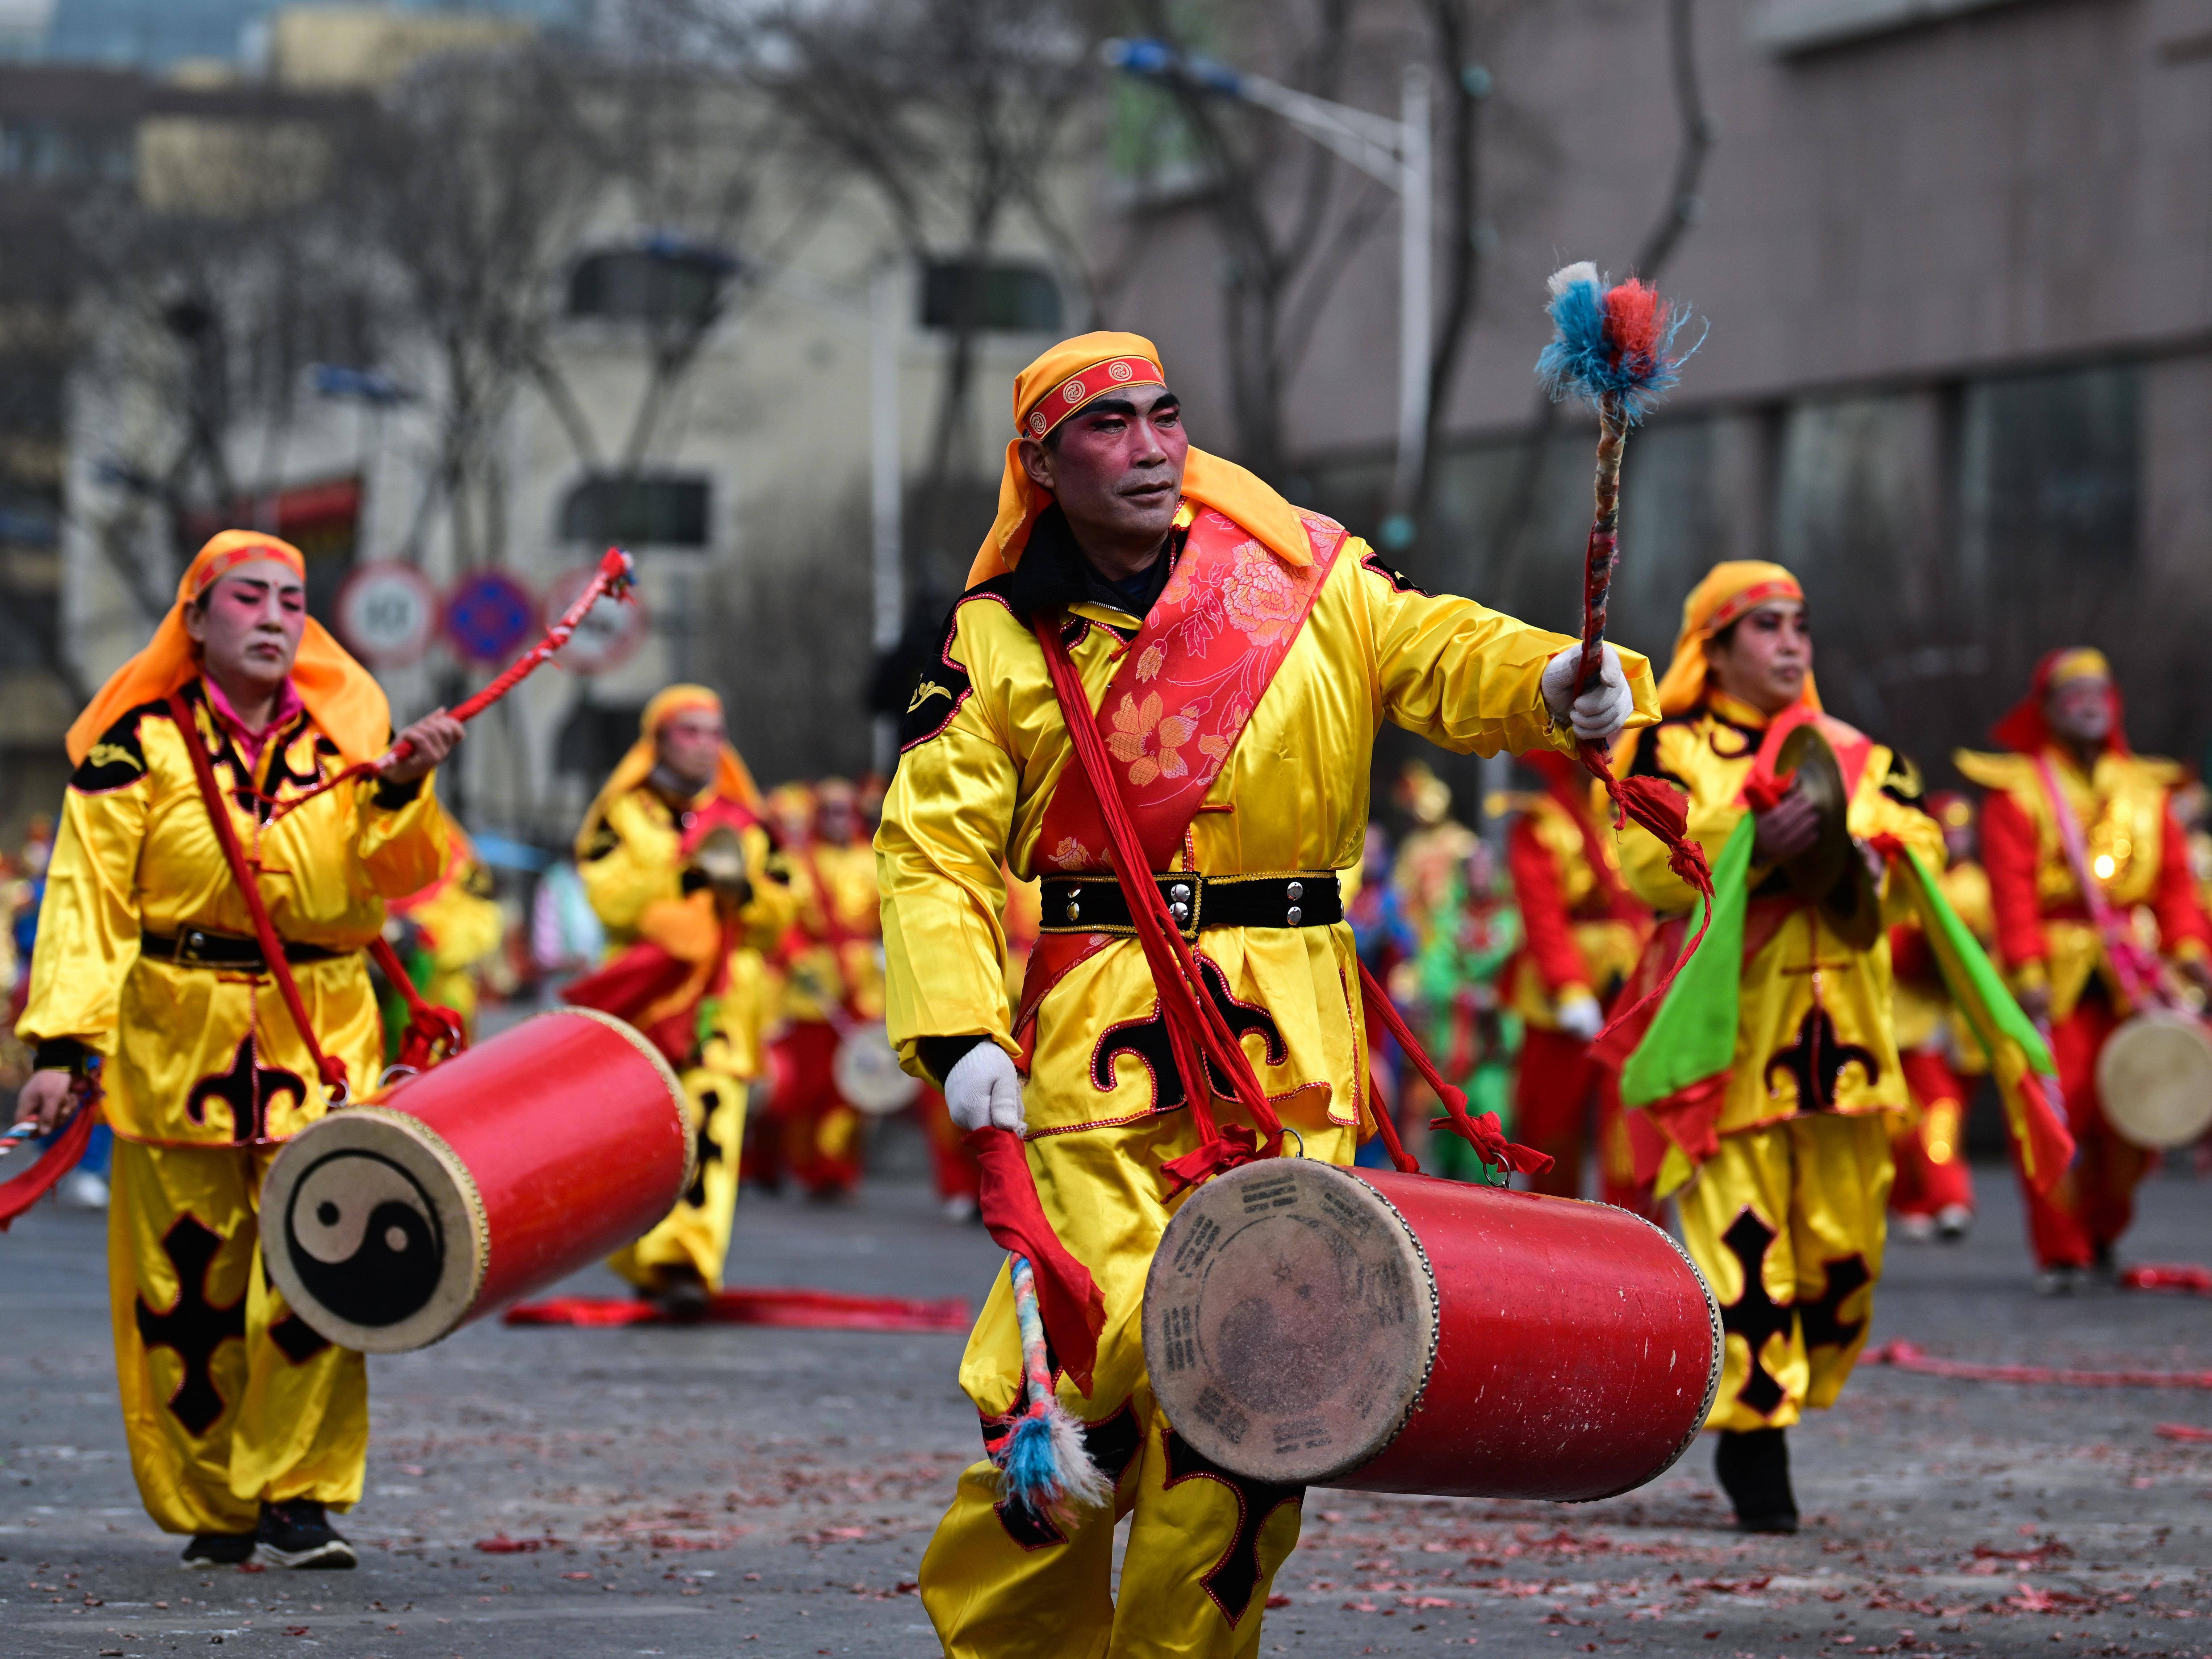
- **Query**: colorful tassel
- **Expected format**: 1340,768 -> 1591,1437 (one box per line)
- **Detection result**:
1535,262 -> 1700,424
994,1254 -> 1109,1524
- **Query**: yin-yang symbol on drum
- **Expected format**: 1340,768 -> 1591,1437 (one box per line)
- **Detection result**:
282,1150 -> 445,1328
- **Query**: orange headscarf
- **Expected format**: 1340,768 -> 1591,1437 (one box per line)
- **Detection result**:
968,331 -> 1318,588
65,530 -> 391,767
1652,560 -> 1821,718
574,684 -> 763,858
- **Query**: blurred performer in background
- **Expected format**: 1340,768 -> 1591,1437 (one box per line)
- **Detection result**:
880,331 -> 1649,1658
1415,840 -> 1523,1183
1499,750 -> 1650,1208
1615,562 -> 1942,1535
1885,793 -> 1987,1242
570,686 -> 789,1319
383,812 -> 504,1043
12,531 -> 459,1568
768,778 -> 885,1200
1957,649 -> 2212,1291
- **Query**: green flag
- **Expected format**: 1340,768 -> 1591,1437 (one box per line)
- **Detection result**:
1620,815 -> 1757,1109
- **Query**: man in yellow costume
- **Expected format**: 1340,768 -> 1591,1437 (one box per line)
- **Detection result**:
12,531 -> 460,1568
1612,562 -> 1943,1535
765,778 -> 885,1198
570,686 -> 789,1319
1958,649 -> 2212,1289
877,332 -> 1651,1658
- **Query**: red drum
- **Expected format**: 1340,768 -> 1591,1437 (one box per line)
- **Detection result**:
261,1008 -> 691,1353
1143,1159 -> 1721,1500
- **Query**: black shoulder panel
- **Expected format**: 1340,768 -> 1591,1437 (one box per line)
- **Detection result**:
1359,546 -> 1432,597
68,698 -> 171,794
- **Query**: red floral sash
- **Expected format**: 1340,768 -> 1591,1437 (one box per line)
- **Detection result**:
1014,503 -> 1346,1039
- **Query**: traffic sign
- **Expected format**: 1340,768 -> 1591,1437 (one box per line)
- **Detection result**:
546,563 -> 649,675
445,570 -> 537,665
334,561 -> 439,668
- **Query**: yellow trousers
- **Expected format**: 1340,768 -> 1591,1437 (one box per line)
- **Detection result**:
109,1139 -> 367,1535
1677,1112 -> 1892,1433
921,1111 -> 1354,1659
609,1066 -> 748,1292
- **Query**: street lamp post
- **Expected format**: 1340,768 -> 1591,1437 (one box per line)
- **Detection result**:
1104,39 -> 1432,538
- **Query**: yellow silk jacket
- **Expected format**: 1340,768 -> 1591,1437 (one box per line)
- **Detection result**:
878,535 -> 1657,1142
779,841 -> 885,1024
576,782 -> 794,1067
19,681 -> 447,1145
1956,747 -> 2211,1021
1618,690 -> 1944,1135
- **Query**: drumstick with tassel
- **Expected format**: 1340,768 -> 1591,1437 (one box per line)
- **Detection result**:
999,1254 -> 1109,1522
1534,263 -> 1717,1041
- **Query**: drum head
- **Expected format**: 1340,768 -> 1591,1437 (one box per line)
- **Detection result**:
2096,1011 -> 2212,1149
834,1022 -> 922,1116
260,1107 -> 487,1353
1143,1159 -> 1436,1486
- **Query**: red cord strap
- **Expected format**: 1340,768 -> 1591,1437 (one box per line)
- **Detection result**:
247,548 -> 636,830
169,691 -> 352,1103
1035,622 -> 1286,1194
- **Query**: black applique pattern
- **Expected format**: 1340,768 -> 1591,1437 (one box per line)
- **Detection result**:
70,699 -> 170,794
135,1215 -> 248,1437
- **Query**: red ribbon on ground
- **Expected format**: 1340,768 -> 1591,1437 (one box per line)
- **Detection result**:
1872,1338 -> 2212,1390
502,1285 -> 971,1332
967,1125 -> 1105,1394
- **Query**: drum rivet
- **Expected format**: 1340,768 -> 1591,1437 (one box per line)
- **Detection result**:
1287,881 -> 1304,901
1287,906 -> 1302,925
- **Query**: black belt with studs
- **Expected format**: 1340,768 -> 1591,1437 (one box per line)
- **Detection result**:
1038,872 -> 1343,939
141,929 -> 348,970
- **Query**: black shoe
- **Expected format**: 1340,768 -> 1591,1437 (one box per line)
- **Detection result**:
180,1532 -> 255,1568
256,1499 -> 356,1568
1715,1428 -> 1799,1534
651,1265 -> 712,1325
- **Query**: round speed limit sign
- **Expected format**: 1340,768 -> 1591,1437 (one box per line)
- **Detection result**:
545,563 -> 650,675
335,563 -> 440,668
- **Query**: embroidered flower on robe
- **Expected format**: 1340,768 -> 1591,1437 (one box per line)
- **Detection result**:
1107,690 -> 1198,787
1219,542 -> 1306,646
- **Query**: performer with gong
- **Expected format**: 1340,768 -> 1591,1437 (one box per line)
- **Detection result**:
11,531 -> 460,1568
1957,649 -> 2212,1291
571,686 -> 791,1319
877,331 -> 1652,1657
1611,562 -> 1945,1534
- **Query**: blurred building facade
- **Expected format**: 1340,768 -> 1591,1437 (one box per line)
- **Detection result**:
1112,0 -> 2212,790
35,4 -> 1079,846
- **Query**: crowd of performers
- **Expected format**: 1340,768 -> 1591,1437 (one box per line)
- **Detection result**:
4,327 -> 2210,1659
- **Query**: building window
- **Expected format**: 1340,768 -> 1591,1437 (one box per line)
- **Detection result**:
568,246 -> 730,327
559,474 -> 711,548
919,261 -> 1063,334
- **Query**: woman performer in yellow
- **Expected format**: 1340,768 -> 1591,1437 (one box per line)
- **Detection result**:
879,332 -> 1650,1659
12,531 -> 460,1568
570,686 -> 790,1319
1613,562 -> 1942,1534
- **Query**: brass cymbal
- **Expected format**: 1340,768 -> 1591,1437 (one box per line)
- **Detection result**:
1772,724 -> 1881,949
691,824 -> 749,897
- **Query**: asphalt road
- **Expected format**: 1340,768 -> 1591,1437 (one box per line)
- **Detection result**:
4,1153 -> 2207,1659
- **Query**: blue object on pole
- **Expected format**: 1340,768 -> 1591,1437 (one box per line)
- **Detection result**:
311,363 -> 416,406
1101,35 -> 1243,96
444,571 -> 537,665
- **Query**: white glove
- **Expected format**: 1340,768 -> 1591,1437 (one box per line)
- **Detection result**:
1556,993 -> 1605,1044
945,1042 -> 1026,1135
1541,642 -> 1635,745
